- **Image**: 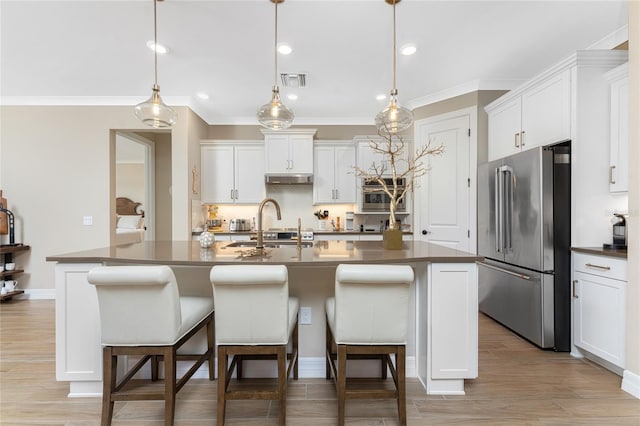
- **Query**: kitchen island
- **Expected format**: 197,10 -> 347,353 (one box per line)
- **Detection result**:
48,240 -> 481,397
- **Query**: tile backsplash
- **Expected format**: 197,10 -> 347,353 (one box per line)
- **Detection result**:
192,186 -> 407,232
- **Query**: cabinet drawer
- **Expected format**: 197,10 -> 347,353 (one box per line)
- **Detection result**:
573,252 -> 627,281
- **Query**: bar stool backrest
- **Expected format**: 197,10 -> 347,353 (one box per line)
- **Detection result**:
334,264 -> 414,345
211,265 -> 290,345
87,265 -> 182,346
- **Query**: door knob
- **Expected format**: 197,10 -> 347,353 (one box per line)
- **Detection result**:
422,230 -> 430,235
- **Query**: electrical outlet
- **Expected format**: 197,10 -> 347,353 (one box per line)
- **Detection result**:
83,216 -> 93,226
300,307 -> 312,325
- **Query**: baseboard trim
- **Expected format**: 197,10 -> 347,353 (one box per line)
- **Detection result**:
622,369 -> 640,399
22,289 -> 56,300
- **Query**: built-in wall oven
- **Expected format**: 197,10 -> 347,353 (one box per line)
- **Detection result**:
361,178 -> 406,212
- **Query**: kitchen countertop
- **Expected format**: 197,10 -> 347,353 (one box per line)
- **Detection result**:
47,240 -> 480,266
571,246 -> 628,259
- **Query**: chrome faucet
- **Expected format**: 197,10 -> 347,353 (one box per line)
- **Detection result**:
256,198 -> 282,249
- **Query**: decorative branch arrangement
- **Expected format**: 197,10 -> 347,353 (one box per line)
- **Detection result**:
353,128 -> 444,231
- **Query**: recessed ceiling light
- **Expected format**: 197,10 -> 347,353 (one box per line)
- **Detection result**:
376,94 -> 387,101
146,40 -> 167,54
400,44 -> 417,56
197,93 -> 209,100
287,94 -> 298,100
278,43 -> 292,55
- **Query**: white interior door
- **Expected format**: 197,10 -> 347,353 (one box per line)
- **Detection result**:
414,109 -> 475,252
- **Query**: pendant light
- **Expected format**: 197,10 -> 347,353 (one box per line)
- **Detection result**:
257,0 -> 294,130
374,0 -> 413,134
135,0 -> 177,128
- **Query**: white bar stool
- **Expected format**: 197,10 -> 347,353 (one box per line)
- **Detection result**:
325,263 -> 414,426
87,265 -> 215,426
210,264 -> 299,426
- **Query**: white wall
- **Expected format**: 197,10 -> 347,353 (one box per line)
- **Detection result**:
0,105 -> 206,292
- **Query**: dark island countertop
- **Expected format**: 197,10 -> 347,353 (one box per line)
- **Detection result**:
47,240 -> 482,267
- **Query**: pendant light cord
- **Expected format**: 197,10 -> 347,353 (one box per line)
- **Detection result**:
153,0 -> 158,87
392,0 -> 397,92
274,1 -> 278,88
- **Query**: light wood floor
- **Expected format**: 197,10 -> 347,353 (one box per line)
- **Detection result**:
1,300 -> 638,425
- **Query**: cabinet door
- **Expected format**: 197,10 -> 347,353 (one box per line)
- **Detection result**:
573,271 -> 626,368
288,134 -> 314,174
201,145 -> 234,203
264,134 -> 291,174
313,145 -> 337,203
429,263 -> 478,379
609,77 -> 628,192
487,97 -> 522,161
357,139 -> 388,174
234,144 -> 265,203
521,69 -> 571,150
334,145 -> 356,202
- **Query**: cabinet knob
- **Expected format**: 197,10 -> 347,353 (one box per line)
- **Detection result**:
422,230 -> 430,235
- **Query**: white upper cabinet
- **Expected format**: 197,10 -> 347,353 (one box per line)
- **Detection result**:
313,142 -> 356,204
262,129 -> 316,175
201,141 -> 265,204
355,136 -> 409,177
484,50 -> 628,248
604,63 -> 629,193
487,68 -> 571,161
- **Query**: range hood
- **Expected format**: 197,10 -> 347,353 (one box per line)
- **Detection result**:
265,174 -> 313,184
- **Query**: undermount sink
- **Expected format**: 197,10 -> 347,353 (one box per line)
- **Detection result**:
224,241 -> 313,249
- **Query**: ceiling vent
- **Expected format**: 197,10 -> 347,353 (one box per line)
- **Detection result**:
280,72 -> 307,88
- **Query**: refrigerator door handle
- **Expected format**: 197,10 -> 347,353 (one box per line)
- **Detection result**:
503,165 -> 514,252
495,167 -> 503,252
477,261 -> 532,280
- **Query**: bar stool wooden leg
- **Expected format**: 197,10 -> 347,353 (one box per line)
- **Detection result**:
397,347 -> 406,425
150,355 -> 158,381
164,347 -> 177,426
337,345 -> 347,426
325,319 -> 332,380
206,318 -> 215,380
292,321 -> 299,380
277,345 -> 287,426
217,346 -> 228,425
101,347 -> 116,426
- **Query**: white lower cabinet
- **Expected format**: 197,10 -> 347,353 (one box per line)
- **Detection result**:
572,252 -> 627,370
417,262 -> 478,394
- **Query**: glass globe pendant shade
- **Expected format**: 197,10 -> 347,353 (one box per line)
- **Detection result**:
135,84 -> 177,128
375,90 -> 414,134
256,86 -> 294,130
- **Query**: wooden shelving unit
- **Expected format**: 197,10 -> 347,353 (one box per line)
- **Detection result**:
1,244 -> 30,302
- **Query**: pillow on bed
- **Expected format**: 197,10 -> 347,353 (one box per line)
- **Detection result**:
117,215 -> 142,229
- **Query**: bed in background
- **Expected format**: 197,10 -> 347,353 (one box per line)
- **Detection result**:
115,197 -> 145,245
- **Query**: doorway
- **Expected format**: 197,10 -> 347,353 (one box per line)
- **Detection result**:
413,107 -> 477,253
115,132 -> 155,240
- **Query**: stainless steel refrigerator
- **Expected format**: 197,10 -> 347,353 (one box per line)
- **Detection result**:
478,144 -> 570,350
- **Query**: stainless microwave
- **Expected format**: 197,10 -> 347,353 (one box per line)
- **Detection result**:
361,178 -> 407,212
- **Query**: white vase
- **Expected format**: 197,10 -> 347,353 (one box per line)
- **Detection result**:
199,231 -> 215,248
